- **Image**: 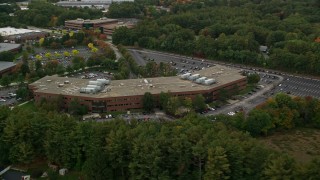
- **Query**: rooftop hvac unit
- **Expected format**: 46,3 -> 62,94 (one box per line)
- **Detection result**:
80,87 -> 97,94
58,84 -> 64,87
97,79 -> 110,85
87,85 -> 101,91
180,73 -> 191,79
203,79 -> 216,85
89,81 -> 103,86
188,74 -> 200,81
195,77 -> 207,84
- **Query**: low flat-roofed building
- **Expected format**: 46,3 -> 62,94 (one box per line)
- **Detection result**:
0,61 -> 16,77
65,18 -> 118,30
0,43 -> 22,53
56,0 -> 134,8
0,27 -> 48,42
102,21 -> 135,36
29,65 -> 247,113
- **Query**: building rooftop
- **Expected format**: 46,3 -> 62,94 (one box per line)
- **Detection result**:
65,18 -> 118,25
0,43 -> 21,53
30,65 -> 246,98
102,22 -> 134,30
0,27 -> 41,36
0,61 -> 16,72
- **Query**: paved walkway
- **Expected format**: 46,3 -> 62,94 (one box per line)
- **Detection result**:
105,41 -> 122,61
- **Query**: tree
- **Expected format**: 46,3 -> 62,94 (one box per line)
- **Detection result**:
166,96 -> 180,115
183,97 -> 193,110
192,94 -> 206,112
91,47 -> 98,53
66,65 -> 73,73
159,92 -> 170,110
45,52 -> 52,60
302,158 -> 320,179
0,75 -> 11,87
218,89 -> 229,102
72,56 -> 85,71
245,109 -> 273,136
16,86 -> 30,101
35,54 -> 42,61
63,39 -> 77,48
63,51 -> 70,57
0,51 -> 15,62
274,93 -> 295,108
88,43 -> 94,49
247,73 -> 260,84
263,154 -> 297,180
45,114 -> 77,167
204,146 -> 230,180
104,46 -> 116,60
142,92 -> 154,112
39,38 -> 45,46
69,98 -> 88,116
72,49 -> 79,56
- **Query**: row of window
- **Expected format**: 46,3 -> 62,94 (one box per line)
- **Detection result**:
107,97 -> 141,102
107,102 -> 140,107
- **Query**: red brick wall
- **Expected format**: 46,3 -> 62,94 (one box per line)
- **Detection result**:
30,77 -> 247,113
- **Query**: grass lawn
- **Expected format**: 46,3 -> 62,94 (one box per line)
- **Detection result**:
258,128 -> 320,164
18,101 -> 37,112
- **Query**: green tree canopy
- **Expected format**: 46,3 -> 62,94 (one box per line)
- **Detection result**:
142,92 -> 154,112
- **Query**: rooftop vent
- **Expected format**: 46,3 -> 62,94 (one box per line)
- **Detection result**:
195,77 -> 207,84
202,79 -> 216,85
180,73 -> 191,79
188,74 -> 200,81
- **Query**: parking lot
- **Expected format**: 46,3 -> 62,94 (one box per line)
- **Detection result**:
129,49 -> 216,75
272,75 -> 320,98
0,87 -> 19,107
28,46 -> 93,68
72,70 -> 113,80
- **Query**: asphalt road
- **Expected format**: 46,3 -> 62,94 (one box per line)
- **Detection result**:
127,48 -> 320,115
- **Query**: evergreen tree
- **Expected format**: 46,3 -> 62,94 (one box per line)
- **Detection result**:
204,146 -> 231,180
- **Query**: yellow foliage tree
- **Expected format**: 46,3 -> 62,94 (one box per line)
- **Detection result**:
35,54 -> 42,61
39,38 -> 44,46
88,43 -> 94,49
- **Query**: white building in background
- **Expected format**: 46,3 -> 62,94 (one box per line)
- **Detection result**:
56,0 -> 134,9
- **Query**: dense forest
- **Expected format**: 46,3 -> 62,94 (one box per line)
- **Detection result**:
0,103 -> 320,179
0,2 -> 103,27
112,0 -> 320,75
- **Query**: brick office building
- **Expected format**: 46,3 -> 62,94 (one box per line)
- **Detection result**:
0,61 -> 16,77
102,21 -> 135,36
29,65 -> 247,113
65,18 -> 118,30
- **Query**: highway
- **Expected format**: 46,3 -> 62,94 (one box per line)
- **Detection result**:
127,48 -> 320,115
